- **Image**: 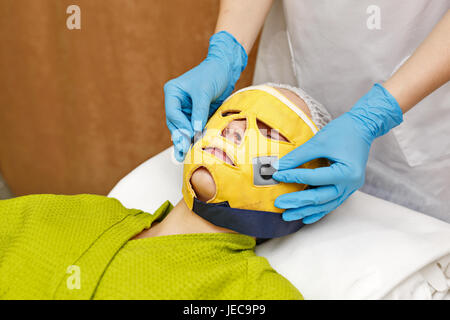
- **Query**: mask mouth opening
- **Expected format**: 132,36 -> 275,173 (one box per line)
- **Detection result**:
189,166 -> 217,202
202,147 -> 236,166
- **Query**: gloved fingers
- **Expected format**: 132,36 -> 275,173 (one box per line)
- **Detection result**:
164,86 -> 195,163
191,93 -> 213,134
272,166 -> 338,186
281,196 -> 342,222
302,212 -> 328,224
274,139 -> 325,170
164,93 -> 194,137
168,122 -> 191,162
274,185 -> 340,209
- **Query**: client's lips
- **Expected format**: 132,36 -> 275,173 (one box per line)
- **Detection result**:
203,147 -> 235,166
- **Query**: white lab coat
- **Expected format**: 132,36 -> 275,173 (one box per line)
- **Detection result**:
253,0 -> 450,222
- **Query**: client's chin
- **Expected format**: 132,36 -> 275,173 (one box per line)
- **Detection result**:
190,167 -> 216,202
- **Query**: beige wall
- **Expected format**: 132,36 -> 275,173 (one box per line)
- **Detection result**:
0,0 -> 258,196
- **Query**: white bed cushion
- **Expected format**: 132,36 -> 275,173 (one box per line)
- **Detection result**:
108,147 -> 450,299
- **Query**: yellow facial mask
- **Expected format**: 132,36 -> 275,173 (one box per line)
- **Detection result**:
182,85 -> 327,239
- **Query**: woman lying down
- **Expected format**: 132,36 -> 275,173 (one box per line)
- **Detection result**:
0,83 -> 332,300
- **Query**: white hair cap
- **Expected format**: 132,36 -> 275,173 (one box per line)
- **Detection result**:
265,82 -> 332,130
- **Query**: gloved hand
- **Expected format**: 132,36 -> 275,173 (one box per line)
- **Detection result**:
273,84 -> 403,224
164,31 -> 248,162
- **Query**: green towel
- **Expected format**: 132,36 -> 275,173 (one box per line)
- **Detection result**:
0,194 -> 302,300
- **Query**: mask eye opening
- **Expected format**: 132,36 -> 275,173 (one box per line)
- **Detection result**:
221,110 -> 241,117
256,119 -> 290,142
221,118 -> 246,146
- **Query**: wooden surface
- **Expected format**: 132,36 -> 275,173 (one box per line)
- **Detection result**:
0,0 -> 258,196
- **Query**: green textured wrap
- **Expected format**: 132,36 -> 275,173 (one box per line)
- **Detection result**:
0,194 -> 302,300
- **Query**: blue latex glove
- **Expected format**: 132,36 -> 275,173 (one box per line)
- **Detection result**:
273,84 -> 403,224
164,31 -> 248,162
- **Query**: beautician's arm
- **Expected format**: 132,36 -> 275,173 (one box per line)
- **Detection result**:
164,0 -> 273,161
273,10 -> 450,224
384,10 -> 450,112
214,0 -> 273,54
